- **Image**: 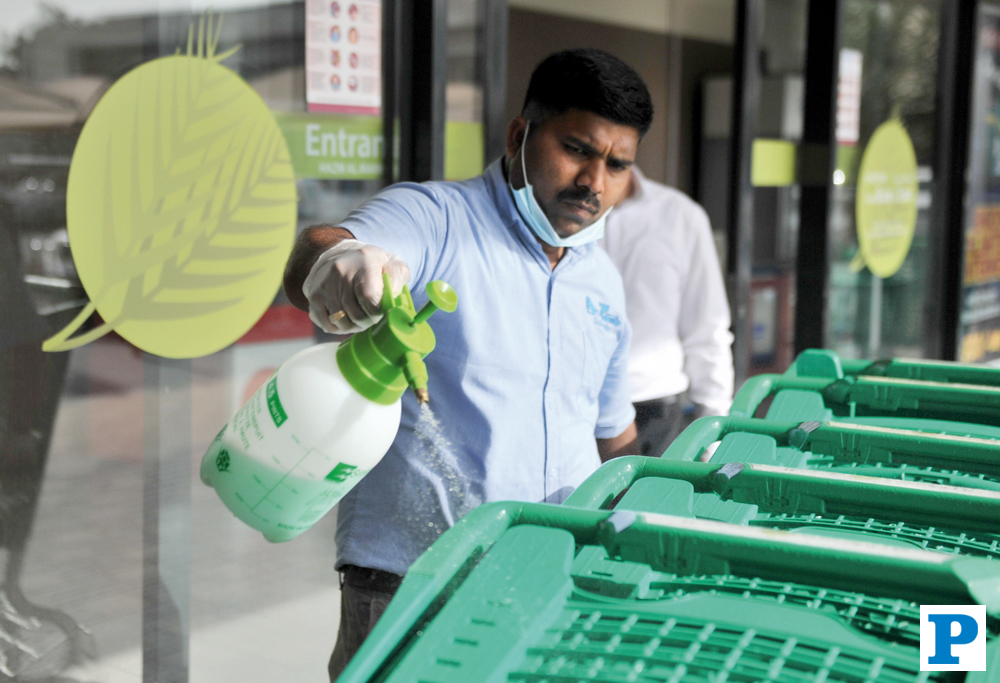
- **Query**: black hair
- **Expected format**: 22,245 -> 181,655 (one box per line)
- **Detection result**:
521,48 -> 653,138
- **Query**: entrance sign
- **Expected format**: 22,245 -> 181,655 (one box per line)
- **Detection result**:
276,113 -> 383,179
854,118 -> 919,279
277,115 -> 488,182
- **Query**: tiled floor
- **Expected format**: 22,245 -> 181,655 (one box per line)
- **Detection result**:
16,338 -> 343,682
61,587 -> 341,683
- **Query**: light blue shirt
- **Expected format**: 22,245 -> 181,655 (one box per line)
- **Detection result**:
335,159 -> 635,576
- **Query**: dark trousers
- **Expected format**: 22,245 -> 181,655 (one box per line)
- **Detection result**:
633,394 -> 696,457
328,565 -> 402,681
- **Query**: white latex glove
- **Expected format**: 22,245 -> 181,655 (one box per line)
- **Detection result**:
303,239 -> 411,334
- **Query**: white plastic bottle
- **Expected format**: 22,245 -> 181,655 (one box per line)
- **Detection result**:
201,278 -> 457,542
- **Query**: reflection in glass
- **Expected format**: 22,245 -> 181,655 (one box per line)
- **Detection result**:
1,1 -> 385,681
0,215 -> 95,680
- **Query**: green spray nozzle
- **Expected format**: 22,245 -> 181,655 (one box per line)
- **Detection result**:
374,275 -> 455,402
336,274 -> 458,405
414,280 -> 459,324
402,351 -> 430,404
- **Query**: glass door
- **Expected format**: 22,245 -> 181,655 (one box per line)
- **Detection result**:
825,0 -> 945,360
0,1 -> 491,680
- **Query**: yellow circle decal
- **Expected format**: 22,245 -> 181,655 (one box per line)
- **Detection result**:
45,50 -> 296,358
855,119 -> 918,279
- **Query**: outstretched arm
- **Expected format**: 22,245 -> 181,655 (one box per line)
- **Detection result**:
283,225 -> 355,311
284,224 -> 410,334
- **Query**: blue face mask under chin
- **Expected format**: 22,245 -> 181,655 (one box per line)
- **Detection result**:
508,122 -> 611,248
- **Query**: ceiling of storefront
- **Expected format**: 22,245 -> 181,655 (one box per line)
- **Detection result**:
507,0 -> 735,43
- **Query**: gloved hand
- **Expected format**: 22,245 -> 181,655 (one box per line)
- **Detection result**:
302,239 -> 411,334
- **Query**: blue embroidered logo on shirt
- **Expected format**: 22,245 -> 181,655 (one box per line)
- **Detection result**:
586,296 -> 621,327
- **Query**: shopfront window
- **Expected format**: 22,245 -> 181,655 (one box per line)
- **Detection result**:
826,0 -> 943,359
445,0 -> 485,180
749,0 -> 807,375
699,0 -> 807,377
0,1 -> 488,680
958,1 -> 1000,364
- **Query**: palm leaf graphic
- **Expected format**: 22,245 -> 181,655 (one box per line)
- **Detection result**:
44,18 -> 296,357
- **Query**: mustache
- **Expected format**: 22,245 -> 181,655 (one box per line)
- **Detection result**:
555,187 -> 601,214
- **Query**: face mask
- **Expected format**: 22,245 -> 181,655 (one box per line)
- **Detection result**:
509,122 -> 611,248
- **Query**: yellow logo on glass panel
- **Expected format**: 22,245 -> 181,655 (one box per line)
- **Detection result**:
43,18 -> 296,358
854,118 -> 918,279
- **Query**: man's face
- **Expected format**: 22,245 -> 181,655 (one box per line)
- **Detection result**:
506,109 -> 639,238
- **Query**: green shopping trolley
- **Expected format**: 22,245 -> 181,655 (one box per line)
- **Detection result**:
336,501 -> 1000,682
562,456 -> 1000,559
788,348 -> 1000,387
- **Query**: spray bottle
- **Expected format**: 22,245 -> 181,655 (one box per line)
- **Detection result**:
201,275 -> 458,542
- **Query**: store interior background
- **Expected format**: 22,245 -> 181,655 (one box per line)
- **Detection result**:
0,0 -> 979,681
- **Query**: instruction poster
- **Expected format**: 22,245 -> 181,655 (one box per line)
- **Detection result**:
305,0 -> 381,115
960,5 -> 1000,362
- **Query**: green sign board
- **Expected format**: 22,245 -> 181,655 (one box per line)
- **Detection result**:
275,112 -> 383,180
854,118 -> 918,279
277,112 -> 486,182
48,48 -> 297,359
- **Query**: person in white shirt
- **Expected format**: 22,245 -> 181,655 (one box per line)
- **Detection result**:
599,166 -> 734,456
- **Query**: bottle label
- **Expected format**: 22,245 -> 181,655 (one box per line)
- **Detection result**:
210,376 -> 373,537
266,376 -> 288,427
326,462 -> 357,482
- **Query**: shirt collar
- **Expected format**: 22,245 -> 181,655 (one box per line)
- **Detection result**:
484,157 -> 519,227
